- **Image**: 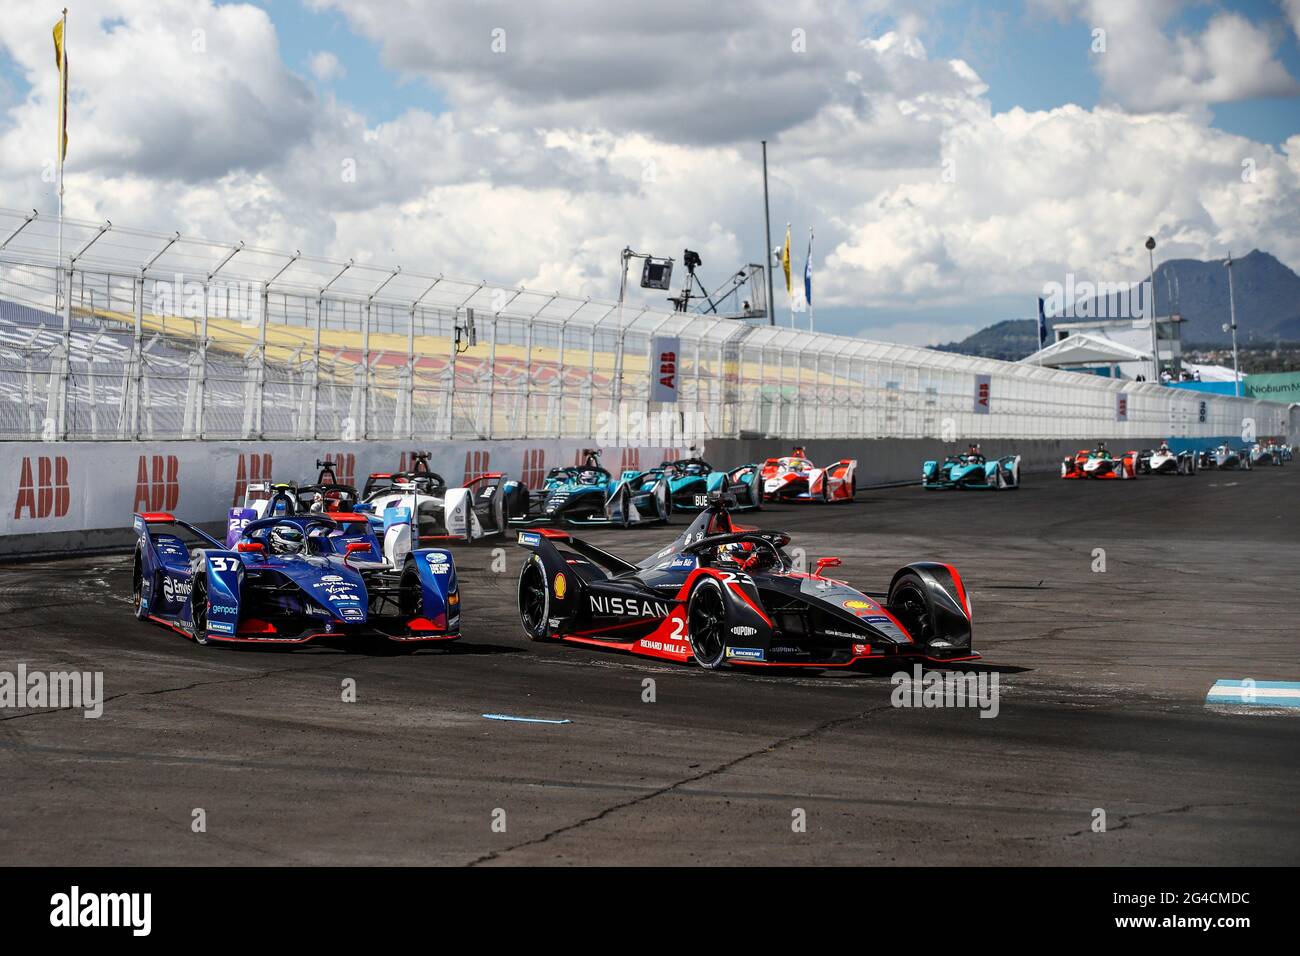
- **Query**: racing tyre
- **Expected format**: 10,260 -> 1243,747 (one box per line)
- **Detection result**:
686,578 -> 728,669
191,574 -> 211,646
613,485 -> 633,530
131,550 -> 150,621
656,480 -> 673,523
490,485 -> 508,536
393,560 -> 426,653
887,571 -> 939,645
518,555 -> 552,641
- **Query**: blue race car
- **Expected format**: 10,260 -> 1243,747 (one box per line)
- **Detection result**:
130,510 -> 460,650
922,445 -> 1021,490
620,456 -> 763,512
524,450 -> 671,527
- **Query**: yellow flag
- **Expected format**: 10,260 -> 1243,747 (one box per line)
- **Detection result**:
781,224 -> 792,296
53,17 -> 68,161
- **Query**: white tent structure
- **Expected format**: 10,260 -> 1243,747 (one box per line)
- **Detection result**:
1019,332 -> 1152,379
1181,362 -> 1242,384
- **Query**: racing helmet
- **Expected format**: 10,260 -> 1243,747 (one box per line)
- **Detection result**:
577,469 -> 601,485
268,522 -> 306,556
717,540 -> 776,573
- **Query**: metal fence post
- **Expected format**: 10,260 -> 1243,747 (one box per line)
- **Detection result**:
586,305 -> 616,440
311,259 -> 352,440
198,241 -> 243,439
362,268 -> 401,442
60,221 -> 112,439
486,313 -> 499,440
134,232 -> 178,440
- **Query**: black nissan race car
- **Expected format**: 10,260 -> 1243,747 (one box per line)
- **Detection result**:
514,494 -> 976,669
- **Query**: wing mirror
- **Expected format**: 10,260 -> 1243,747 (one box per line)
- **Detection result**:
814,556 -> 842,576
236,541 -> 264,553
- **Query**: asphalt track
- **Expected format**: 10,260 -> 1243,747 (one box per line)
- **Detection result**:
1,466 -> 1297,866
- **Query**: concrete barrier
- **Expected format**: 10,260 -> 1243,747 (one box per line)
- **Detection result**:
2,434 -> 1201,558
0,438 -> 691,559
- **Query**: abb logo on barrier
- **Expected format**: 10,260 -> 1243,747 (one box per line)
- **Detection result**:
521,449 -> 546,487
12,456 -> 70,519
135,455 -> 180,513
232,453 -> 273,505
463,451 -> 490,485
619,448 -> 641,472
657,349 -> 678,390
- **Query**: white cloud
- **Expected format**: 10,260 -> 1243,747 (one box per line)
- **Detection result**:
1287,0 -> 1300,42
0,0 -> 314,184
0,0 -> 1296,344
308,51 -> 346,83
824,106 -> 1300,308
1044,0 -> 1300,111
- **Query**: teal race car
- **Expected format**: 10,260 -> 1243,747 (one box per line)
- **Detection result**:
522,450 -> 672,527
619,456 -> 763,512
922,445 -> 1021,490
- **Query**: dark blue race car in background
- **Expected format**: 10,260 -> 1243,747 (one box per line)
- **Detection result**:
131,510 -> 460,650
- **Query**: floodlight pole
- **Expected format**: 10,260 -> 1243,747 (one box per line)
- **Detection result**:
762,141 -> 775,327
1226,251 -> 1241,398
1145,236 -> 1158,383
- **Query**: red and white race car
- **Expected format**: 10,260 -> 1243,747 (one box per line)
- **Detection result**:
760,447 -> 857,502
1060,444 -> 1139,479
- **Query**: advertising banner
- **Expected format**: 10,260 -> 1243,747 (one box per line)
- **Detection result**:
650,336 -> 681,404
973,374 -> 991,414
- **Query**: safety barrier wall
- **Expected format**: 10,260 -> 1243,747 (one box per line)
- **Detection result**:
0,439 -> 693,557
0,208 -> 1290,449
3,432 -> 1233,557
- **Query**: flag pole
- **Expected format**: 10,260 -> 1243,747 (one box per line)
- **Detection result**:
807,225 -> 814,333
778,221 -> 792,329
761,141 -> 775,327
56,8 -> 67,309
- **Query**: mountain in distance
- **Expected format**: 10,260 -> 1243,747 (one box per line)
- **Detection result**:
937,250 -> 1300,360
934,319 -> 1039,360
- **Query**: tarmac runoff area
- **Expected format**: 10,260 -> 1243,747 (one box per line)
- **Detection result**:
0,466 -> 1297,865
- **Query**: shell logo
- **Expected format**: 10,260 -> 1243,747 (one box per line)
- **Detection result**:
843,599 -> 874,612
553,572 -> 567,600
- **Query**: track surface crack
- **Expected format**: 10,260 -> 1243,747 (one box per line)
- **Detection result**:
466,701 -> 895,865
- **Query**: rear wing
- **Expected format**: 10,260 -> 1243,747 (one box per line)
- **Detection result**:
515,528 -> 637,576
132,511 -> 223,549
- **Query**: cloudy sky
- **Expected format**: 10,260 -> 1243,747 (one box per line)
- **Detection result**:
2,0 -> 1298,344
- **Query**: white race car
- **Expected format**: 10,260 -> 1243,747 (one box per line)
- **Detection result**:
357,459 -> 529,561
1137,445 -> 1197,476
